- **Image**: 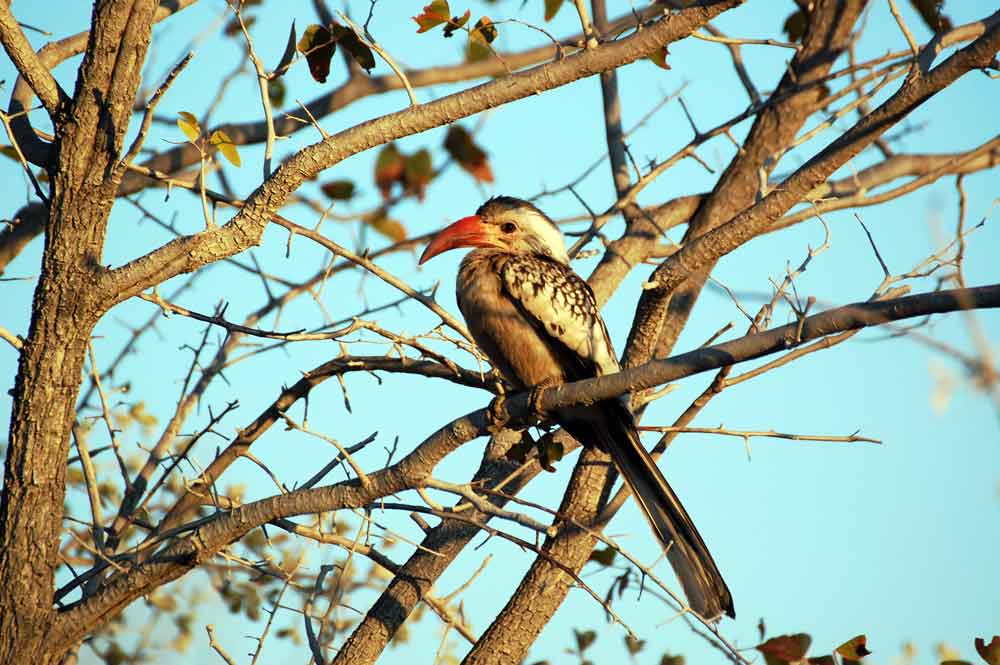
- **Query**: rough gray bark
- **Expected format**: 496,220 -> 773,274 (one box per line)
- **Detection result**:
0,1 -> 158,662
633,0 -> 868,365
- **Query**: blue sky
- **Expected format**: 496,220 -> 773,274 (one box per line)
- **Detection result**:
1,1 -> 998,664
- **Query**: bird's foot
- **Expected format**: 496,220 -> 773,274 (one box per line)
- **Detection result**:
527,378 -> 560,423
486,387 -> 509,434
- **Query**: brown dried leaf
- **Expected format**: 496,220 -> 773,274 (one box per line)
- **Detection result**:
444,124 -> 493,183
588,546 -> 616,566
374,143 -> 405,198
909,0 -> 952,33
544,0 -> 564,22
413,0 -> 451,33
404,148 -> 433,200
782,10 -> 807,42
297,24 -> 335,83
369,213 -> 407,243
977,637 -> 1000,665
272,20 -> 297,77
757,633 -> 812,665
443,9 -> 471,38
647,45 -> 671,70
573,629 -> 596,653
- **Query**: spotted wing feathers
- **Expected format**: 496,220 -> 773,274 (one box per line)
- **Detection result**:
499,256 -> 619,376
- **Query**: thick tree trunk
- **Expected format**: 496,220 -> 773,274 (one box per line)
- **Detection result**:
0,216 -> 99,662
0,2 -> 158,661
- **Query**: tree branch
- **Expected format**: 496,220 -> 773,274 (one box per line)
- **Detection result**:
0,0 -> 66,115
51,283 -> 999,649
628,0 -> 868,366
96,0 -> 742,308
624,10 -> 1000,367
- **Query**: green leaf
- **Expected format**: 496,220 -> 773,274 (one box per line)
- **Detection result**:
209,129 -> 241,167
574,629 -> 596,653
413,0 -> 451,33
625,635 -> 646,655
267,78 -> 286,107
588,546 -> 617,566
272,20 -> 297,76
330,21 -> 376,72
176,111 -> 201,143
297,24 -> 335,83
374,143 -> 405,198
321,180 -> 356,200
404,148 -> 433,200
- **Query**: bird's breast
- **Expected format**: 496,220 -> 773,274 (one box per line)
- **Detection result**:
457,252 -> 568,389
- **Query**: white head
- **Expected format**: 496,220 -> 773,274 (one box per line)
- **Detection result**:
419,196 -> 570,265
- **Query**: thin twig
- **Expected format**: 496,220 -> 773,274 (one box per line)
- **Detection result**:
637,425 -> 881,444
120,52 -> 193,168
0,325 -> 24,350
205,625 -> 237,665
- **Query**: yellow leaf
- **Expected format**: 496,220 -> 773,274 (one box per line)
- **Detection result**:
209,129 -> 241,167
836,635 -> 872,660
469,16 -> 497,45
368,213 -> 406,242
176,111 -> 201,143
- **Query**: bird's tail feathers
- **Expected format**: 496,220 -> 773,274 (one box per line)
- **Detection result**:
571,402 -> 735,621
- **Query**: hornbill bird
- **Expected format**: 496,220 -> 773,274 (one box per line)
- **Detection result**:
419,195 -> 734,620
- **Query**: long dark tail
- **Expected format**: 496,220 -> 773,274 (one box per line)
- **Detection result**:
565,401 -> 734,620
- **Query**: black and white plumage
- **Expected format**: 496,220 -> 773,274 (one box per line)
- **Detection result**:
420,196 -> 734,620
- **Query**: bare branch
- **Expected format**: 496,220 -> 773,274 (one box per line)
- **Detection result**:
0,1 -> 66,114
97,1 -> 741,303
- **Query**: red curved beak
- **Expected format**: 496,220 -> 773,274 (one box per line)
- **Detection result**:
419,215 -> 495,264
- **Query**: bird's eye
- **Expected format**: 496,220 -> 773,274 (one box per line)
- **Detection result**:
500,222 -> 517,234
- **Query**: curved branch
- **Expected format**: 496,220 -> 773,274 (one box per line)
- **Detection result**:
50,283 -> 999,649
627,0 -> 868,366
115,4 -> 672,197
6,0 -> 199,166
96,1 -> 741,307
0,2 -> 66,115
52,406 -> 489,650
623,11 -> 1000,367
